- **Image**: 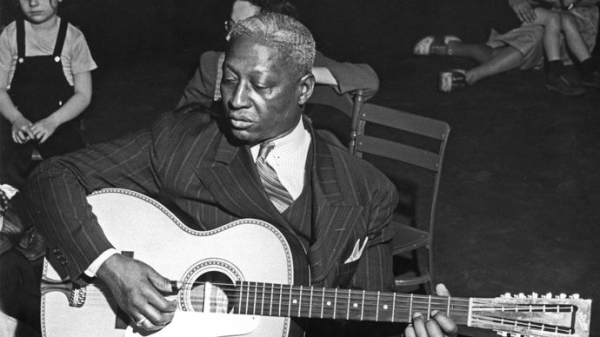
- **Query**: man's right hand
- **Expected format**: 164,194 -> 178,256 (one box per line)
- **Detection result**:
509,0 -> 537,23
96,254 -> 178,331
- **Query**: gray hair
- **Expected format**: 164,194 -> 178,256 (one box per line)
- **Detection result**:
229,12 -> 316,79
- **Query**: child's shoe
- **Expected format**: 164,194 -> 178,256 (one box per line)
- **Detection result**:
545,74 -> 586,96
439,69 -> 467,92
581,70 -> 600,89
414,36 -> 461,55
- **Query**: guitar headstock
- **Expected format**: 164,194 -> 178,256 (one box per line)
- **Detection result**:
468,292 -> 592,337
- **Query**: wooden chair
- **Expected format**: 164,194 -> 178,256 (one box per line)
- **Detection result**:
305,86 -> 364,151
349,102 -> 451,294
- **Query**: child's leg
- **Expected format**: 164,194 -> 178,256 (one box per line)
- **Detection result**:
559,11 -> 599,87
531,8 -> 563,62
559,12 -> 591,62
464,46 -> 524,85
447,41 -> 495,64
532,8 -> 586,94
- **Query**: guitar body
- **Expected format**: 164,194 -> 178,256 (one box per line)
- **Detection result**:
41,188 -> 296,337
40,188 -> 593,337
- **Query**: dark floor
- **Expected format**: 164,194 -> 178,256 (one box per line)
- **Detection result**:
378,57 -> 600,336
2,31 -> 600,337
84,52 -> 600,336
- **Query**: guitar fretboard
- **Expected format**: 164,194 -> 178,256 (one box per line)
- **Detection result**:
230,281 -> 472,324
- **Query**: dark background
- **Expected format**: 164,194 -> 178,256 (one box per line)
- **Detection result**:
1,1 -> 600,336
0,0 -> 522,80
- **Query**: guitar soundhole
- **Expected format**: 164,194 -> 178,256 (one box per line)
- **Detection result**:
189,271 -> 236,314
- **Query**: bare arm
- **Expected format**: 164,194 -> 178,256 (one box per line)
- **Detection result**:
30,71 -> 92,143
0,69 -> 34,143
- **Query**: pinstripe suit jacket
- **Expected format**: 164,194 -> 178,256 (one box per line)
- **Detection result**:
21,109 -> 398,292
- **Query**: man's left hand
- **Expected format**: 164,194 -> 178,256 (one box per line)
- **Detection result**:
403,284 -> 458,337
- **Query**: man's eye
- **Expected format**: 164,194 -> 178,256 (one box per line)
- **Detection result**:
222,77 -> 236,84
252,84 -> 271,92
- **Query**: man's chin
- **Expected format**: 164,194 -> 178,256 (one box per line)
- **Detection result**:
230,129 -> 257,144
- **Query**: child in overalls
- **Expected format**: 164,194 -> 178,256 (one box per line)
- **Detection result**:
0,0 -> 97,189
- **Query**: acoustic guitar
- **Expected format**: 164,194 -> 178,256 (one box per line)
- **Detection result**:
41,188 -> 592,337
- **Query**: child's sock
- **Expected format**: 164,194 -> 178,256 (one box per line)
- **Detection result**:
580,57 -> 599,75
547,60 -> 564,78
580,57 -> 600,88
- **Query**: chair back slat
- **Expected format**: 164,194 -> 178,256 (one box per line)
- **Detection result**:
359,104 -> 450,141
355,135 -> 442,171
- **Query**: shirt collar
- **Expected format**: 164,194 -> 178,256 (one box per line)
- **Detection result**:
251,118 -> 308,161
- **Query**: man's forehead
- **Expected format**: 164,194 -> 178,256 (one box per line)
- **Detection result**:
226,36 -> 285,70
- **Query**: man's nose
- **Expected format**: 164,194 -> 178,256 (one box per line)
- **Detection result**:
28,0 -> 39,7
230,82 -> 251,109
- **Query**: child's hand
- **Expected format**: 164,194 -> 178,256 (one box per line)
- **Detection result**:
510,0 -> 537,23
31,117 -> 59,144
561,0 -> 579,9
11,117 -> 34,144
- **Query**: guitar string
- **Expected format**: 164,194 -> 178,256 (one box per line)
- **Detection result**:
50,292 -> 571,335
70,281 -> 572,319
77,284 -> 568,313
76,285 -> 569,314
62,294 -> 568,333
66,290 -> 571,330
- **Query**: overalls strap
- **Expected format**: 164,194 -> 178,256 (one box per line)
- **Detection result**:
53,19 -> 69,58
16,19 -> 25,59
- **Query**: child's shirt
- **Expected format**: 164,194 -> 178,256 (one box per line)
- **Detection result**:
0,18 -> 97,87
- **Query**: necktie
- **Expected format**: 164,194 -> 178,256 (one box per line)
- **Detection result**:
256,142 -> 293,213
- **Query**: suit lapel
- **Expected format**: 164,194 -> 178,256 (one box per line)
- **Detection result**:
195,135 -> 285,226
307,130 -> 365,284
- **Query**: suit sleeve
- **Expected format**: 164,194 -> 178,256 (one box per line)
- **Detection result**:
348,174 -> 397,292
17,127 -> 161,282
313,51 -> 380,101
176,51 -> 221,109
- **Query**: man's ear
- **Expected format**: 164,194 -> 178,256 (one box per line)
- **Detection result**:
298,73 -> 315,105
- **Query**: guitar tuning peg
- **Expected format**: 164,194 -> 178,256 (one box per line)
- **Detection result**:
546,292 -> 552,298
570,293 -> 580,299
495,330 -> 507,337
503,292 -> 511,298
560,293 -> 567,299
518,293 -> 525,298
531,292 -> 538,298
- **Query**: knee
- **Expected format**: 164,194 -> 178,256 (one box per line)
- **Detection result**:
530,26 -> 544,44
545,12 -> 562,32
560,13 -> 577,31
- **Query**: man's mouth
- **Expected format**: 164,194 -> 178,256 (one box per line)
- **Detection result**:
230,117 -> 254,129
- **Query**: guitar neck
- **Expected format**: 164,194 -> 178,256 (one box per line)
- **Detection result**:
230,281 -> 592,337
232,281 -> 470,324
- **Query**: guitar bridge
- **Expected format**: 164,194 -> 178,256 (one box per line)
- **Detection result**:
68,285 -> 87,308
